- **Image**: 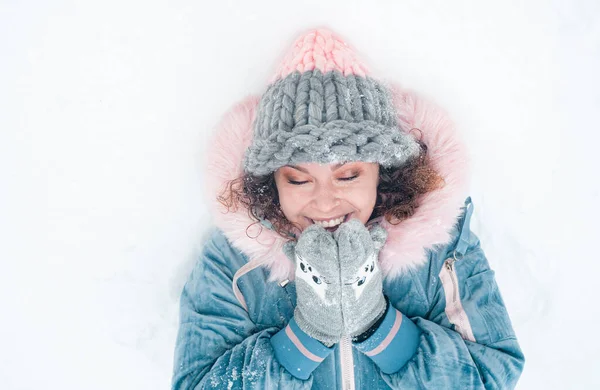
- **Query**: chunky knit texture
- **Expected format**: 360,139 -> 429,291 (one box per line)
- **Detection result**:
243,30 -> 420,176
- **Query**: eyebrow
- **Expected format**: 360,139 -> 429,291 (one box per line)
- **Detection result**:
284,163 -> 348,173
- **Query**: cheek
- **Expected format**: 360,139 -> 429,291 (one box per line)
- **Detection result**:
358,187 -> 378,211
277,187 -> 308,219
344,180 -> 378,218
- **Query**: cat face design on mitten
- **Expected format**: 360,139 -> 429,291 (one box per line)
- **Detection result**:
295,254 -> 336,303
342,252 -> 379,300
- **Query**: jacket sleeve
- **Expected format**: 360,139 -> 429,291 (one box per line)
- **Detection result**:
171,230 -> 316,389
353,198 -> 525,389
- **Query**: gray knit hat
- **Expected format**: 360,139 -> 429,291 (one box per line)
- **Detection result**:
243,28 -> 420,176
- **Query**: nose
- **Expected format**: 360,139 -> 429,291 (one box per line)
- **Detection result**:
311,183 -> 341,214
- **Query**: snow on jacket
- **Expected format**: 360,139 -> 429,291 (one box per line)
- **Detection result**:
171,83 -> 525,389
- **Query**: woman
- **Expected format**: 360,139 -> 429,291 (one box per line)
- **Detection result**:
172,28 -> 525,389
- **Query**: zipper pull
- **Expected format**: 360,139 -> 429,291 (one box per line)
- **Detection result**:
279,279 -> 290,288
445,250 -> 463,272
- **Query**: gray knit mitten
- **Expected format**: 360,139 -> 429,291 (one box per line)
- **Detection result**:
333,219 -> 388,338
283,224 -> 343,347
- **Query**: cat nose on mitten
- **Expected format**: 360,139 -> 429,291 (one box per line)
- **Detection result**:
333,219 -> 388,338
283,224 -> 344,347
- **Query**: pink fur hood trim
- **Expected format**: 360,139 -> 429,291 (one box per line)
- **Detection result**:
205,82 -> 470,284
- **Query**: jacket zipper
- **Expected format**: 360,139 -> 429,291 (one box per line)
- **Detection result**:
444,256 -> 467,333
441,252 -> 476,342
445,258 -> 459,303
339,335 -> 355,390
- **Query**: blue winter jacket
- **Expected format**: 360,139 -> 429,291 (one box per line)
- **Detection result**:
171,197 -> 525,389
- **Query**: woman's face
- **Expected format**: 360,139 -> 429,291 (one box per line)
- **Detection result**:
274,162 -> 379,233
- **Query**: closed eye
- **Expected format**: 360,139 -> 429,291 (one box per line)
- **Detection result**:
288,180 -> 308,185
338,175 -> 358,182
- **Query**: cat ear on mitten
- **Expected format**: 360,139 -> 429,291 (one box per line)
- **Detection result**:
368,224 -> 388,251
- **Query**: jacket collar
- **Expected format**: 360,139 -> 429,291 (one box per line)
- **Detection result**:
205,82 -> 470,283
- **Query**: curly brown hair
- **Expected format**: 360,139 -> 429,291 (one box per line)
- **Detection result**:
218,131 -> 445,239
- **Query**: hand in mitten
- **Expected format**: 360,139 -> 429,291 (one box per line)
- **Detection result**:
333,219 -> 388,338
283,224 -> 343,347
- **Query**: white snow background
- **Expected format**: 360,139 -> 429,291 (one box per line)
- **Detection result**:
1,0 -> 598,388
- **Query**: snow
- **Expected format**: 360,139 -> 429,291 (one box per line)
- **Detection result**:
1,0 -> 598,388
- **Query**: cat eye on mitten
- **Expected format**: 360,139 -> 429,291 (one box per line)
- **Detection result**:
283,224 -> 343,347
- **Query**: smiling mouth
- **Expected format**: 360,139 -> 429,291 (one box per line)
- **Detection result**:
309,213 -> 351,231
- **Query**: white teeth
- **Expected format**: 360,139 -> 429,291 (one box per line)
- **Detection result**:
313,215 -> 346,228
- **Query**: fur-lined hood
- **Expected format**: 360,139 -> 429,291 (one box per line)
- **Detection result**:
205,82 -> 470,285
